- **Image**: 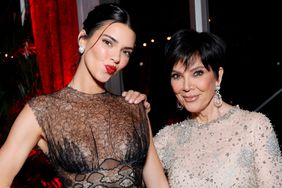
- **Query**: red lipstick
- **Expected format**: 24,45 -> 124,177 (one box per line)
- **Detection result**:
105,65 -> 117,74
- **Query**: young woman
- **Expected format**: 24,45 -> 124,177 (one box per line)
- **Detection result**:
0,3 -> 168,188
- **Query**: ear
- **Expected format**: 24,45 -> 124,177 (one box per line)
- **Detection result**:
78,29 -> 87,46
216,67 -> 224,86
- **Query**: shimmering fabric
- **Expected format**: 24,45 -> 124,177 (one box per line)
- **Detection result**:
28,86 -> 149,187
154,107 -> 282,187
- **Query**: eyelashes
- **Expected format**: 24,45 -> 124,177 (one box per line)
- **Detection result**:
193,70 -> 204,77
171,69 -> 205,80
171,73 -> 180,80
102,39 -> 112,47
102,38 -> 132,58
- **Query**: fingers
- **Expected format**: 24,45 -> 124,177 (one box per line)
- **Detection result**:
122,90 -> 151,113
122,90 -> 147,104
144,101 -> 151,113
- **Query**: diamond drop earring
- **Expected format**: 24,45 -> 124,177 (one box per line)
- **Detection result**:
176,101 -> 184,110
214,85 -> 223,108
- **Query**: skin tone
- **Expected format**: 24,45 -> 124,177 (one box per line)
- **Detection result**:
0,21 -> 167,188
171,55 -> 232,124
122,90 -> 151,111
70,21 -> 136,93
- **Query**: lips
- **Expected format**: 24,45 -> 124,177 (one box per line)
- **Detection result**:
105,65 -> 117,74
183,95 -> 199,102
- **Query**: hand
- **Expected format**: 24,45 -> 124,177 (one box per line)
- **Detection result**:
122,90 -> 151,113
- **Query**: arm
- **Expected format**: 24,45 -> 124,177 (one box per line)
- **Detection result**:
142,119 -> 169,188
253,114 -> 282,187
0,104 -> 43,187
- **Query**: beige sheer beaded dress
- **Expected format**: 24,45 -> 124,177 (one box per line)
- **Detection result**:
28,86 -> 149,187
154,107 -> 282,188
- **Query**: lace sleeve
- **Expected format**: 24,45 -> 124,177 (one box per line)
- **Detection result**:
253,113 -> 282,187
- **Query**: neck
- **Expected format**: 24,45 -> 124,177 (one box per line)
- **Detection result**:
69,61 -> 106,94
191,102 -> 231,124
69,75 -> 105,95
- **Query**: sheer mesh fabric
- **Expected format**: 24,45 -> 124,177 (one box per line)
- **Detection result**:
28,87 -> 149,187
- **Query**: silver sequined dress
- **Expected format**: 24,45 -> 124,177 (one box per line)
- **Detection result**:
154,107 -> 282,187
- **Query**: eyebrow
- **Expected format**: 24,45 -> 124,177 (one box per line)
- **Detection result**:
103,34 -> 134,50
172,65 -> 205,74
103,34 -> 117,43
189,65 -> 205,72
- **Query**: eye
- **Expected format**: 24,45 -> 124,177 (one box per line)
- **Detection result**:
102,39 -> 112,47
171,73 -> 181,80
122,50 -> 132,58
193,70 -> 204,77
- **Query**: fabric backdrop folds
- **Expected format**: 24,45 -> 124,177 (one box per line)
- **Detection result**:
29,0 -> 79,94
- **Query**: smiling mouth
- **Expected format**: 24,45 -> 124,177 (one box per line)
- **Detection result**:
183,95 -> 198,102
105,65 -> 117,74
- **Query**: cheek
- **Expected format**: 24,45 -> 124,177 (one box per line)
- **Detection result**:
171,80 -> 182,94
92,45 -> 107,60
198,76 -> 216,94
85,46 -> 108,69
199,81 -> 210,91
84,47 -> 96,63
118,60 -> 129,70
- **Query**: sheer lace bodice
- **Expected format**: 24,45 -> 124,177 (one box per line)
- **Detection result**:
28,87 -> 149,187
154,107 -> 282,187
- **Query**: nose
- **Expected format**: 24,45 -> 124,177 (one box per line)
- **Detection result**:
111,52 -> 120,64
183,77 -> 193,92
111,57 -> 119,64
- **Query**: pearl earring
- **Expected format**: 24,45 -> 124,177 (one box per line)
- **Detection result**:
78,45 -> 85,54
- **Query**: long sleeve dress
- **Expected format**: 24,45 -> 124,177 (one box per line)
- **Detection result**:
28,86 -> 149,187
154,106 -> 282,187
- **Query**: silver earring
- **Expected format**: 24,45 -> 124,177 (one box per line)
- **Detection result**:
214,85 -> 222,108
176,101 -> 183,110
78,45 -> 85,54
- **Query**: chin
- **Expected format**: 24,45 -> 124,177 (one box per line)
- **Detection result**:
98,74 -> 111,82
104,76 -> 113,83
185,105 -> 201,113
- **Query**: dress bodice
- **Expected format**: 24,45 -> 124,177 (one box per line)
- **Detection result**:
154,107 -> 282,187
28,87 -> 149,187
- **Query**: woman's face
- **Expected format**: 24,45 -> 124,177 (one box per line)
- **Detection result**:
171,56 -> 222,114
81,22 -> 136,83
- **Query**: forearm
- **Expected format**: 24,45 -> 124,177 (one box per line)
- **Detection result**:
0,148 -> 17,187
143,135 -> 169,187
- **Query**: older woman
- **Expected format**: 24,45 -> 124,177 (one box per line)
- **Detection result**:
154,29 -> 282,187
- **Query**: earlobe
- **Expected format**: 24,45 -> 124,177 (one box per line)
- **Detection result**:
78,45 -> 85,54
78,30 -> 87,54
217,67 -> 224,85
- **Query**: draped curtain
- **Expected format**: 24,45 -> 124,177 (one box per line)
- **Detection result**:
29,0 -> 79,94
